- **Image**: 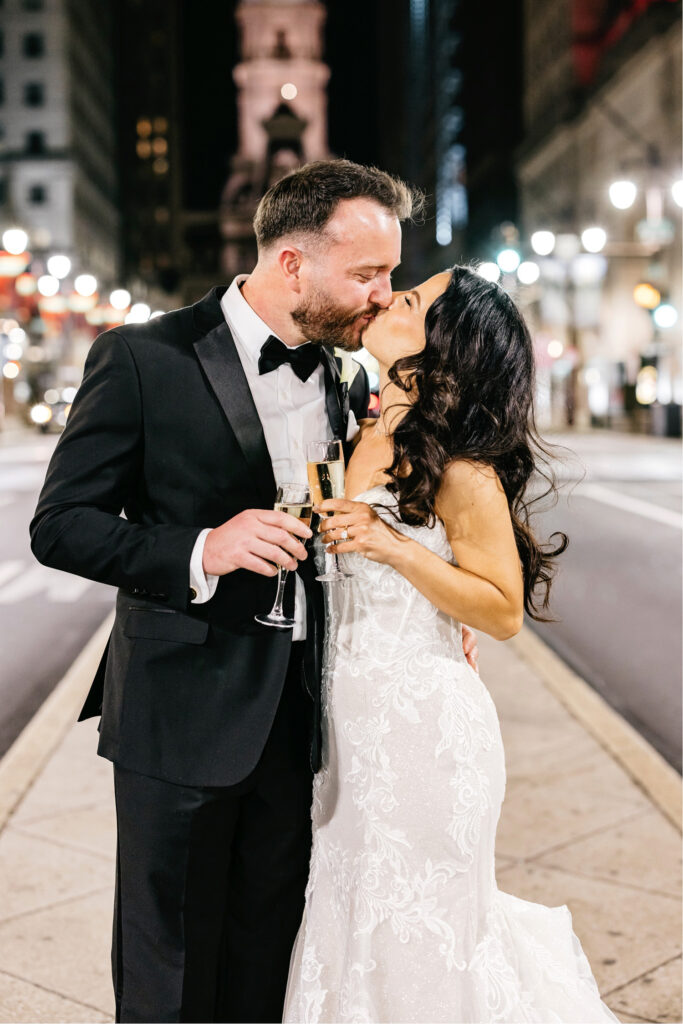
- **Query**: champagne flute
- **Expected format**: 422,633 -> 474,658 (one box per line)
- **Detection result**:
254,482 -> 312,629
306,439 -> 352,582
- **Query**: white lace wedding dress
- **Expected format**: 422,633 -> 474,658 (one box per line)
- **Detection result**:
283,485 -> 620,1024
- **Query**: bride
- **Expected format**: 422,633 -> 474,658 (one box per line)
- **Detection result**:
283,265 -> 619,1023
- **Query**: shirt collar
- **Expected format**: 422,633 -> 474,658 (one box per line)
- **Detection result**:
220,274 -> 281,365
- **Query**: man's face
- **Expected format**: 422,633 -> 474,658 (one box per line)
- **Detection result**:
291,198 -> 402,351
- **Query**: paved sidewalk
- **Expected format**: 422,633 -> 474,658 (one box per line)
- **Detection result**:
0,630 -> 680,1023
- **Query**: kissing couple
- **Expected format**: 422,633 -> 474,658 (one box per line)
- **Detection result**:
31,159 -> 618,1023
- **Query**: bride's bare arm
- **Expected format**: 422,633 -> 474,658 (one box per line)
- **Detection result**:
317,460 -> 524,642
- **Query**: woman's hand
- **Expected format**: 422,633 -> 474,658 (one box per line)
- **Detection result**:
316,499 -> 408,566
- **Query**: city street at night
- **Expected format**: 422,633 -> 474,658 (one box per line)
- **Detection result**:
1,424 -> 680,771
531,431 -> 682,771
0,0 -> 680,1020
0,430 -> 113,758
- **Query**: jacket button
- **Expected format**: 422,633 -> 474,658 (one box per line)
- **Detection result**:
189,586 -> 198,600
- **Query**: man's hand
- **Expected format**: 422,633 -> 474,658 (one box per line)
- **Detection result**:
203,509 -> 312,577
462,624 -> 479,674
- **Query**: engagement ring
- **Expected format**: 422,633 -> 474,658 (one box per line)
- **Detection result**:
340,528 -> 349,541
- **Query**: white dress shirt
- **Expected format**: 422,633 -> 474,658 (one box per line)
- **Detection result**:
189,275 -> 359,639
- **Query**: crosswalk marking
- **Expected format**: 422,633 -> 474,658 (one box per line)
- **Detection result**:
0,561 -> 97,603
0,560 -> 24,587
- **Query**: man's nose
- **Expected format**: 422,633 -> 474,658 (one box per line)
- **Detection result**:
369,277 -> 393,309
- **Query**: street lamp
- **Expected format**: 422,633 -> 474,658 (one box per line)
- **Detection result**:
609,180 -> 637,210
530,230 -> 555,256
496,248 -> 520,273
47,254 -> 71,279
110,288 -> 131,310
581,227 -> 607,253
74,274 -> 97,297
2,228 -> 29,255
476,262 -> 501,283
37,274 -> 60,297
517,260 -> 540,285
653,303 -> 678,329
126,303 -> 151,323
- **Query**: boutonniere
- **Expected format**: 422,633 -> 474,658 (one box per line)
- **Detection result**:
335,349 -> 361,389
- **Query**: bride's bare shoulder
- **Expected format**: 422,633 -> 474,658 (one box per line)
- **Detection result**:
351,417 -> 379,449
436,459 -> 505,510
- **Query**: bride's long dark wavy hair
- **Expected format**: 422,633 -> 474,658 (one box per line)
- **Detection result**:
385,264 -> 567,621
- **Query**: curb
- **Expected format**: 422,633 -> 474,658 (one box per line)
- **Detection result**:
511,625 -> 682,832
0,611 -> 114,833
1,614 -> 679,836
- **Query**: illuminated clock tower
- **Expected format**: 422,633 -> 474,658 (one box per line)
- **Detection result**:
220,0 -> 331,275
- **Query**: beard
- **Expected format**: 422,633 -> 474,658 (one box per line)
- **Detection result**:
291,287 -> 381,352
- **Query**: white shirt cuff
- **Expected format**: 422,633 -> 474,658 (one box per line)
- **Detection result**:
190,528 -> 219,603
346,408 -> 360,442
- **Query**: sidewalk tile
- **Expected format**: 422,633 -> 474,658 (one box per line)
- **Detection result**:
495,753 -> 651,859
11,722 -> 112,826
607,955 -> 682,1024
0,829 -> 114,921
535,808 -> 681,898
14,802 -> 116,861
498,718 -> 604,779
482,641 -> 571,718
0,969 -> 111,1023
496,860 -> 682,996
0,888 -> 115,1016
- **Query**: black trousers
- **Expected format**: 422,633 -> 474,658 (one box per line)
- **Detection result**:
111,643 -> 313,1023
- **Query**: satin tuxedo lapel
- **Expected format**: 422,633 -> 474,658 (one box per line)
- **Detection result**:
193,311 -> 277,507
319,346 -> 347,441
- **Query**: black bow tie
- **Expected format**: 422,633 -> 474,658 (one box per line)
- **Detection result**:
258,335 -> 321,383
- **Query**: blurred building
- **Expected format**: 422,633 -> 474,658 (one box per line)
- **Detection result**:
0,0 -> 119,282
115,0 -> 184,310
374,0 -> 469,286
516,0 -> 682,434
458,0 -> 524,261
219,0 -> 331,278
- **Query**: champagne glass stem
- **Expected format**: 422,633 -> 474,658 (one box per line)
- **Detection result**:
271,566 -> 288,617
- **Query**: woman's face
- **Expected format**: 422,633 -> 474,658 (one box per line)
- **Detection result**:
361,271 -> 452,366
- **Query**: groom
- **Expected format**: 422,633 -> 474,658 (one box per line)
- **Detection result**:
30,159 -> 478,1023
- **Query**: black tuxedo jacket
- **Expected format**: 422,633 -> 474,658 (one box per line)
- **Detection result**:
30,286 -> 370,786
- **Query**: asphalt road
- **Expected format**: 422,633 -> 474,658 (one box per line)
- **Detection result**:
0,432 -> 114,757
529,432 -> 682,772
0,427 -> 680,773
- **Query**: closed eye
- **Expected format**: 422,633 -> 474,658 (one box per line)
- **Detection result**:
404,295 -> 411,308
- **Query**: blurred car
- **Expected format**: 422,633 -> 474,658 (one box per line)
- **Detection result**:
29,386 -> 77,433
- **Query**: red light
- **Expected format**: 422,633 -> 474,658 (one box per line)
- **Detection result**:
368,393 -> 380,412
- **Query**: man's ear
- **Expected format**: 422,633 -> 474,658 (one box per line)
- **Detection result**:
277,245 -> 305,294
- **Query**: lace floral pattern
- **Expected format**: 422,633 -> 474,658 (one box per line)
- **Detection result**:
284,487 -> 620,1024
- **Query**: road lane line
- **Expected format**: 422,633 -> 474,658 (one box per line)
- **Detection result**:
0,564 -> 93,604
579,482 -> 682,530
0,560 -> 24,587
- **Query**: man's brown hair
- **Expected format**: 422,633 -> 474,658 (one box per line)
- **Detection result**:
253,158 -> 424,250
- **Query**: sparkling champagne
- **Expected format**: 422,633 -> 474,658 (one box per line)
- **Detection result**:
274,501 -> 313,529
255,482 -> 311,629
305,439 -> 351,582
306,460 -> 345,508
